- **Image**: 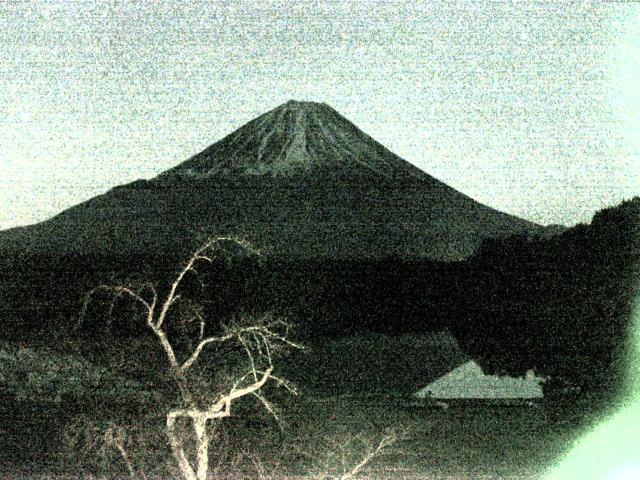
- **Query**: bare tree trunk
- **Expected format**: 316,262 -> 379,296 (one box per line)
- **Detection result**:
172,368 -> 196,406
167,413 -> 198,480
194,415 -> 210,480
167,410 -> 214,480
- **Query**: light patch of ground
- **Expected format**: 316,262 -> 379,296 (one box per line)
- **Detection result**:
415,360 -> 545,399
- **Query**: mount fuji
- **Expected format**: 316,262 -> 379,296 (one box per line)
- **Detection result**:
0,100 -> 543,261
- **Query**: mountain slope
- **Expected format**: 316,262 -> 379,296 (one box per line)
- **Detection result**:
159,100 -> 428,181
0,100 -> 542,261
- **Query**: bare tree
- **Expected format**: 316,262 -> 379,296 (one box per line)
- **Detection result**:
81,237 -> 301,480
301,430 -> 400,480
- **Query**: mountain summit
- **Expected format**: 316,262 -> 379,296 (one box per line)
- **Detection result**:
159,100 -> 426,181
0,101 -> 544,261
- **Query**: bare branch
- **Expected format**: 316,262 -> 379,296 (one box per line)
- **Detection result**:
156,236 -> 242,330
223,370 -> 256,403
180,333 -> 235,371
208,367 -> 274,417
106,285 -> 152,312
252,392 -> 283,426
151,324 -> 179,368
227,321 -> 304,351
147,284 -> 158,326
197,311 -> 205,344
112,429 -> 139,480
181,317 -> 302,372
265,373 -> 298,396
238,334 -> 259,382
337,431 -> 398,480
78,284 -> 154,331
156,236 -> 263,369
251,331 -> 265,360
308,430 -> 401,480
226,366 -> 274,404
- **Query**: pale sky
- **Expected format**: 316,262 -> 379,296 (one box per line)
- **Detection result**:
1,1 -> 638,230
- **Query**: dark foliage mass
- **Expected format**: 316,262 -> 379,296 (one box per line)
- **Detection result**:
451,197 -> 640,398
1,199 -> 638,402
1,198 -> 638,397
0,235 -> 464,342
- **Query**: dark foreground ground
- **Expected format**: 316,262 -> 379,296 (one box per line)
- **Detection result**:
0,337 -> 622,479
0,391 -> 608,479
